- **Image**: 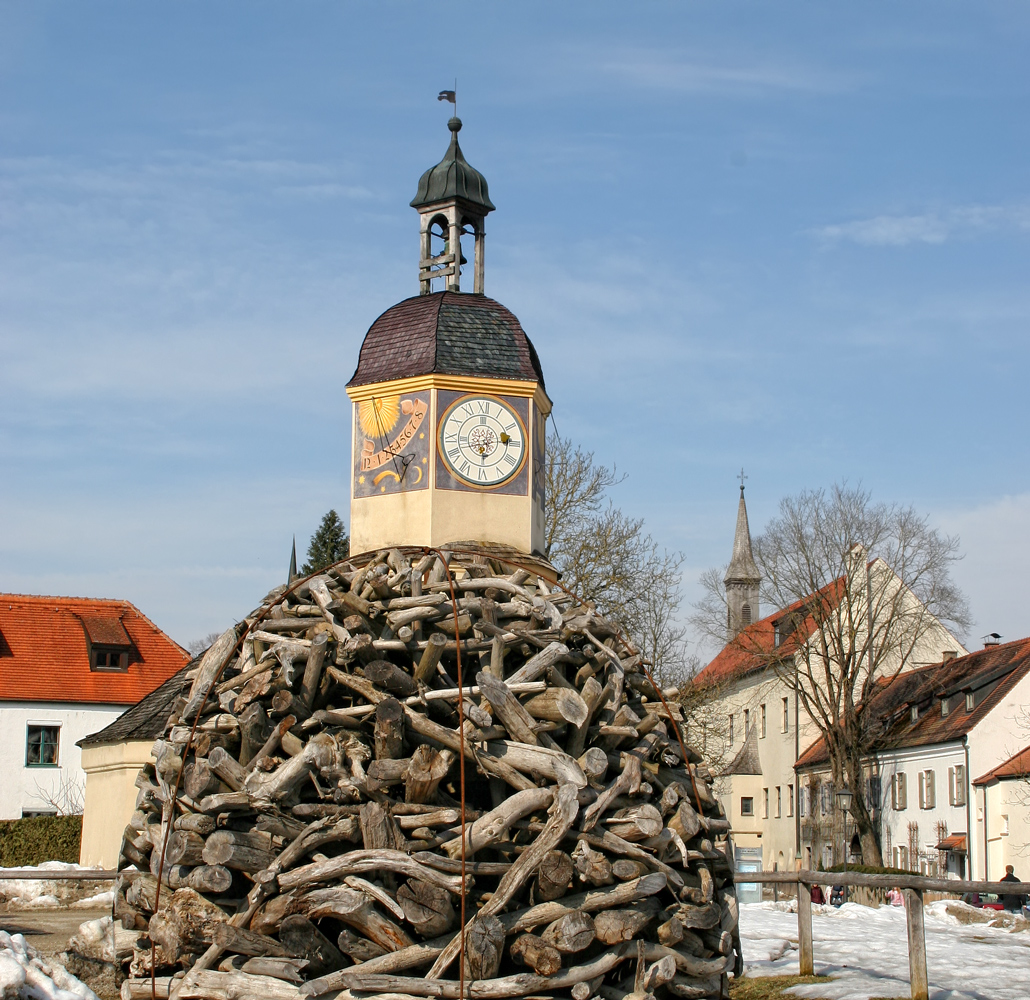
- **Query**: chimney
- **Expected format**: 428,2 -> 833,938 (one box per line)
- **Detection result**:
942,650 -> 958,663
982,633 -> 1002,648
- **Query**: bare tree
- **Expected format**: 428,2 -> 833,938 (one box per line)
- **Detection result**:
188,632 -> 222,657
545,433 -> 690,687
693,482 -> 970,865
33,774 -> 84,816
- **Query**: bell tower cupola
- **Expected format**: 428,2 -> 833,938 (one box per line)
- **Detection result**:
725,476 -> 761,639
411,117 -> 495,295
345,115 -> 550,558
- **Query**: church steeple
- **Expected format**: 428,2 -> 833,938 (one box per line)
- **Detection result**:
411,117 -> 494,295
724,475 -> 761,639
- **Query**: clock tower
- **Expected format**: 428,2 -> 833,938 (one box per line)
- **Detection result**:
345,117 -> 551,557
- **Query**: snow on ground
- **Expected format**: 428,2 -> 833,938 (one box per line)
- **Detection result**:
0,929 -> 99,1000
0,864 -> 113,910
739,899 -> 1030,1000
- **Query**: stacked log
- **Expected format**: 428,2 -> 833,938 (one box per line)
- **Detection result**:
117,546 -> 740,1000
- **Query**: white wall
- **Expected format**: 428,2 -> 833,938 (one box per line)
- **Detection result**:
967,668 -> 1030,878
876,742 -> 969,876
0,702 -> 126,820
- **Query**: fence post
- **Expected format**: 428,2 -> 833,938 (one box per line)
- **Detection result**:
797,880 -> 813,976
903,887 -> 928,1000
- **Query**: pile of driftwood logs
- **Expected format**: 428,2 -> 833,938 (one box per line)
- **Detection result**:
117,546 -> 741,1000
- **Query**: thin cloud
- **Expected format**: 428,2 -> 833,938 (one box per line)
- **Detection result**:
596,47 -> 855,97
814,204 -> 1030,247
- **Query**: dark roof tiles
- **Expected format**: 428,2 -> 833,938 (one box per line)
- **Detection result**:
77,665 -> 191,748
348,292 -> 544,388
796,637 -> 1030,769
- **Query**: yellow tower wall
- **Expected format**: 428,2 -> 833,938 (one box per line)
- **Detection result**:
347,375 -> 550,557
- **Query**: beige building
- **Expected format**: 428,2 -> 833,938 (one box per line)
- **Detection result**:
693,488 -> 965,890
77,669 -> 190,867
975,743 -> 1030,881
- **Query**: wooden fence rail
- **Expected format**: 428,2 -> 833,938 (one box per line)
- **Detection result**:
732,870 -> 1030,1000
0,869 -> 117,879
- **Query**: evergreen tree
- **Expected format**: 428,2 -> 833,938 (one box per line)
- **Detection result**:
301,509 -> 350,574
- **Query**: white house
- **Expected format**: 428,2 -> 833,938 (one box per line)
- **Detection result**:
0,594 -> 189,821
692,488 -> 966,891
796,636 -> 1030,880
974,744 -> 1030,881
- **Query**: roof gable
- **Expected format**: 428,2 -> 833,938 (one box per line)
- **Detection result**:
694,579 -> 845,689
0,594 -> 190,706
975,744 -> 1030,785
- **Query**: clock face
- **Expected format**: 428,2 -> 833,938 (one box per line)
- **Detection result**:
438,394 -> 528,488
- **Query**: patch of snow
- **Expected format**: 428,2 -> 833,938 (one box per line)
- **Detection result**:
739,900 -> 1030,1000
0,864 -> 112,910
0,933 -> 98,1000
69,893 -> 113,910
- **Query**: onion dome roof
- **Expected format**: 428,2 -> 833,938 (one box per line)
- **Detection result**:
410,118 -> 495,214
348,292 -> 544,389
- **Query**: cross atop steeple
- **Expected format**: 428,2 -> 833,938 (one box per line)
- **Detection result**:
738,467 -> 747,492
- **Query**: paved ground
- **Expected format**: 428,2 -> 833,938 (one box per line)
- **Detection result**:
0,906 -> 110,955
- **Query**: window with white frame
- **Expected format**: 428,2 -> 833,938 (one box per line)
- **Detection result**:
799,786 -> 807,818
760,704 -> 767,738
744,709 -> 750,734
763,788 -> 769,819
788,784 -> 795,817
728,714 -> 734,745
918,769 -> 936,809
776,786 -> 782,818
782,697 -> 789,733
949,765 -> 966,806
894,845 -> 909,870
740,796 -> 754,817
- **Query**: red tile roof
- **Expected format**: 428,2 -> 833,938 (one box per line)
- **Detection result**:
693,578 -> 846,689
974,744 -> 1030,785
0,594 -> 190,705
796,637 -> 1030,770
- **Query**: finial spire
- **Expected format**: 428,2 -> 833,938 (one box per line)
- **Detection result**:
412,110 -> 494,295
724,477 -> 761,638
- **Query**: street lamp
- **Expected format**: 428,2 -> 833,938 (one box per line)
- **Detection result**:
836,786 -> 853,903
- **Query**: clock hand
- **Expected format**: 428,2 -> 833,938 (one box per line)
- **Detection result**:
500,432 -> 511,444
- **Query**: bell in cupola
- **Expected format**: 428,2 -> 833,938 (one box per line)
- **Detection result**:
411,117 -> 493,294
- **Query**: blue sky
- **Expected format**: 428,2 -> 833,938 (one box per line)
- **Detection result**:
1,3 -> 1028,651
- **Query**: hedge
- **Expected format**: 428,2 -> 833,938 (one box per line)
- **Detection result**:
0,815 -> 82,867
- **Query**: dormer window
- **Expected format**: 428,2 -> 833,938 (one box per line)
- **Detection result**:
80,615 -> 133,672
965,691 -> 975,712
911,705 -> 919,722
92,647 -> 129,671
941,699 -> 949,718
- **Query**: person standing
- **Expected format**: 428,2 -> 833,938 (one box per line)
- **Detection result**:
999,865 -> 1023,911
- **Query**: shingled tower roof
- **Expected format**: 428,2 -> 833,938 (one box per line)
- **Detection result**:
347,292 -> 544,388
410,117 -> 495,214
725,485 -> 760,585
